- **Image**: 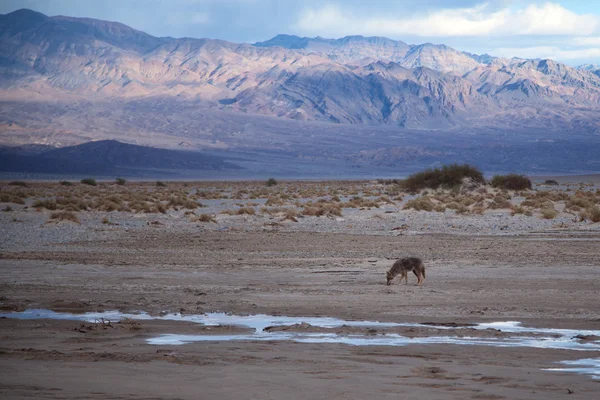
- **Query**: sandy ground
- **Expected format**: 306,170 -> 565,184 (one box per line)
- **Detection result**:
1,201 -> 600,399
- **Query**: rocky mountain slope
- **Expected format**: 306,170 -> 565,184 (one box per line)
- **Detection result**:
1,8 -> 600,153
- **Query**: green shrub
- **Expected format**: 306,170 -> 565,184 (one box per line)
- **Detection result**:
401,164 -> 484,192
116,178 -> 127,185
156,181 -> 166,187
81,178 -> 97,186
59,181 -> 74,186
543,179 -> 559,186
490,174 -> 532,190
266,178 -> 278,187
9,181 -> 27,187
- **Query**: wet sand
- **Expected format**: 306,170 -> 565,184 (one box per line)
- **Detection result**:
1,214 -> 600,398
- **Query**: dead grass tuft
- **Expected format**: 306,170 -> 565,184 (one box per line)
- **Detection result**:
49,211 -> 80,223
403,196 -> 435,212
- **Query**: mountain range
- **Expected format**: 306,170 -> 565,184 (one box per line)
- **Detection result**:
1,9 -> 600,175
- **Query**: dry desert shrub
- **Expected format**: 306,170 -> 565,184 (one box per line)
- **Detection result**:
342,196 -> 380,209
56,197 -> 89,211
590,206 -> 600,223
527,190 -> 568,202
265,196 -> 285,206
302,203 -> 342,217
100,201 -> 121,212
541,207 -> 558,219
565,193 -> 597,210
0,192 -> 25,204
580,206 -> 600,223
520,199 -> 542,208
168,196 -> 201,210
197,213 -> 216,223
237,207 -> 256,215
382,184 -> 404,198
283,208 -> 299,222
471,204 -> 485,215
454,204 -> 469,214
49,211 -> 80,223
33,199 -> 58,210
403,196 -> 435,211
376,195 -> 395,205
197,190 -> 225,200
489,196 -> 512,209
511,205 -> 525,215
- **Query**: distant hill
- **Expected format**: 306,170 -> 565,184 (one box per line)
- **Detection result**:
0,140 -> 242,176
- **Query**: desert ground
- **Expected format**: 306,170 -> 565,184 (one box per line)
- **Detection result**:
1,178 -> 600,399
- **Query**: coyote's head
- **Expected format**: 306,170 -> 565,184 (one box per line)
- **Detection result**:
386,270 -> 393,285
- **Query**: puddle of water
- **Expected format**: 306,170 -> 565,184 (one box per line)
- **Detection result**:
2,309 -> 600,379
544,358 -> 600,380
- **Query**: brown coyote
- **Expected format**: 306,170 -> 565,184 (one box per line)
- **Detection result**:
386,257 -> 425,286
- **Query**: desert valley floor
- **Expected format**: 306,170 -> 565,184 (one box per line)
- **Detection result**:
1,178 -> 599,399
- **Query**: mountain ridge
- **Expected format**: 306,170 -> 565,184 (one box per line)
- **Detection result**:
1,8 -> 600,151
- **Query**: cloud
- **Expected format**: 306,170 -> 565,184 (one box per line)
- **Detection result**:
571,36 -> 600,46
492,46 -> 600,61
294,2 -> 600,38
514,3 -> 598,35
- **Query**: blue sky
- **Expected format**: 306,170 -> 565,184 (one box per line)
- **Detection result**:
2,0 -> 600,65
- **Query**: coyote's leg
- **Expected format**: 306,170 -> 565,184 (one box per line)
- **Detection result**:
412,269 -> 419,285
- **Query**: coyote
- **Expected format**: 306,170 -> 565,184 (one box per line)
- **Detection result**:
386,257 -> 425,286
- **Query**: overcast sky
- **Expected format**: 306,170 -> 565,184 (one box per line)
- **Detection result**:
2,0 -> 600,66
